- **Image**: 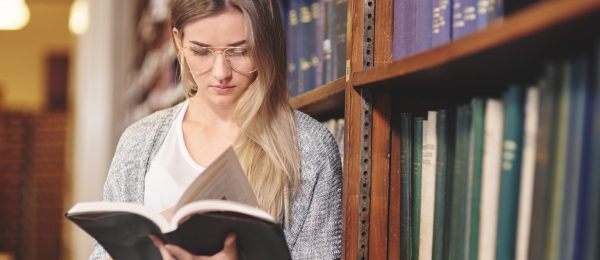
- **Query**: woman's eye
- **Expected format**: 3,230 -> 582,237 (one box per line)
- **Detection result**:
228,49 -> 247,57
192,49 -> 211,56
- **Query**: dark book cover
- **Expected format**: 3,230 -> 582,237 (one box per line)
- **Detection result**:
528,62 -> 560,260
574,45 -> 600,260
448,105 -> 471,260
400,113 -> 413,260
333,0 -> 347,78
467,98 -> 485,260
559,55 -> 588,260
432,109 -> 455,260
495,85 -> 525,260
412,116 -> 424,260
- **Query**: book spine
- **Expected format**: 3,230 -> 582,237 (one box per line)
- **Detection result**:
419,111 -> 438,260
467,98 -> 485,260
412,116 -> 424,260
448,105 -> 470,260
477,98 -> 504,260
287,1 -> 299,96
559,55 -> 589,260
495,85 -> 525,260
432,110 -> 448,260
400,113 -> 413,260
514,86 -> 540,260
314,0 -> 325,87
392,0 -> 404,60
528,62 -> 560,260
578,41 -> 600,260
298,0 -> 313,94
432,0 -> 452,47
333,0 -> 347,78
323,0 -> 335,83
546,61 -> 571,260
415,0 -> 433,54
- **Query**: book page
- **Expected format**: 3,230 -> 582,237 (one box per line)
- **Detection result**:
175,147 -> 259,210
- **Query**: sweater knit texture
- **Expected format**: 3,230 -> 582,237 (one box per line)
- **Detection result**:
89,102 -> 342,259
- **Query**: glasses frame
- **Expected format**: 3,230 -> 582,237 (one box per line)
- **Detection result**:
181,46 -> 257,75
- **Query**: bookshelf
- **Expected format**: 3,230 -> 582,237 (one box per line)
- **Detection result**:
286,0 -> 600,259
290,77 -> 346,119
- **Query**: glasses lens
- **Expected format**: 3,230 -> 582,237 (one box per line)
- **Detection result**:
184,47 -> 255,74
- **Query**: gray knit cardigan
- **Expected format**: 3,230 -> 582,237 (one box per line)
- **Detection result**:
90,102 -> 342,259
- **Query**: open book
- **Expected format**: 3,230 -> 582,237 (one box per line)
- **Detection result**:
65,148 -> 291,260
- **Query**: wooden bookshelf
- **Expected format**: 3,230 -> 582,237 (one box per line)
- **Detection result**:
340,0 -> 600,259
290,77 -> 345,119
353,0 -> 600,92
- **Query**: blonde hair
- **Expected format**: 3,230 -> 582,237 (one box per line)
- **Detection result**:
170,0 -> 300,222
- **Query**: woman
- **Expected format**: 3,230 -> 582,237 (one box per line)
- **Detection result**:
90,0 -> 342,259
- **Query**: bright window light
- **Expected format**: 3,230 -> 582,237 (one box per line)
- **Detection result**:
0,0 -> 31,31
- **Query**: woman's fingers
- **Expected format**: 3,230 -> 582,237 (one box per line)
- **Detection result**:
165,244 -> 195,259
149,235 -> 175,260
221,234 -> 238,258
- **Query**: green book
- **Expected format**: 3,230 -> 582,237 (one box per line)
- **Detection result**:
528,62 -> 560,260
432,109 -> 455,260
400,113 -> 413,260
496,85 -> 525,260
546,61 -> 571,260
467,98 -> 485,260
448,105 -> 471,260
412,116 -> 424,260
432,110 -> 448,260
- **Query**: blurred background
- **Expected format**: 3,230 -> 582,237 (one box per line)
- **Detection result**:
0,0 -> 183,259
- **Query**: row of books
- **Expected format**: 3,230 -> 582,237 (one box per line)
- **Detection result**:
392,0 -> 534,60
400,44 -> 600,260
281,0 -> 348,96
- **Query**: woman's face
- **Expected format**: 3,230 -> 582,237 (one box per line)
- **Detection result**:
174,8 -> 256,108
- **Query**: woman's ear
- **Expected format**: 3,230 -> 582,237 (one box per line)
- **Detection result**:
172,28 -> 183,51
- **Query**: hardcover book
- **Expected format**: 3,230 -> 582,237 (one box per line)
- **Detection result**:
65,148 -> 291,260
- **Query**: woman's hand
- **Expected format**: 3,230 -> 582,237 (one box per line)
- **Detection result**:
149,234 -> 239,260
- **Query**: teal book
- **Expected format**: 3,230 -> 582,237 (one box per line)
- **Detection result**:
546,61 -> 571,260
400,113 -> 413,260
495,85 -> 525,260
467,98 -> 485,260
412,116 -> 424,260
432,110 -> 448,260
432,109 -> 455,260
448,105 -> 471,260
528,62 -> 560,260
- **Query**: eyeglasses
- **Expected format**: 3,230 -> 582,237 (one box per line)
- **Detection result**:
181,46 -> 257,75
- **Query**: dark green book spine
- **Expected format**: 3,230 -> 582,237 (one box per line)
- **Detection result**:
432,110 -> 448,260
400,113 -> 413,260
467,98 -> 485,260
448,105 -> 470,260
496,85 -> 525,260
412,117 -> 424,260
528,62 -> 560,260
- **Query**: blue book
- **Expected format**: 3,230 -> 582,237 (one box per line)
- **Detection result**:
495,85 -> 525,260
432,0 -> 452,47
575,43 -> 600,260
393,0 -> 417,59
453,0 -> 477,40
559,55 -> 588,260
287,0 -> 300,96
322,0 -> 335,83
315,0 -> 325,87
415,0 -> 433,54
333,0 -> 347,78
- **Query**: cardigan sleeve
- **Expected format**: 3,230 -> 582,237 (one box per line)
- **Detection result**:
289,112 -> 343,259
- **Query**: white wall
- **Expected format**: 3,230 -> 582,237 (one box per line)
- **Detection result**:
67,0 -> 134,259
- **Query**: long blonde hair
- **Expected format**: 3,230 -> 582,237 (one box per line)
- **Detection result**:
170,0 -> 300,222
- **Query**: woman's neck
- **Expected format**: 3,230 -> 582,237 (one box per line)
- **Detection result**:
185,96 -> 238,131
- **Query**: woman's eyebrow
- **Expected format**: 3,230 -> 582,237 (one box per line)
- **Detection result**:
189,40 -> 247,47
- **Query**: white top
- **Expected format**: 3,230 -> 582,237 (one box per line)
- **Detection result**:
144,101 -> 205,212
